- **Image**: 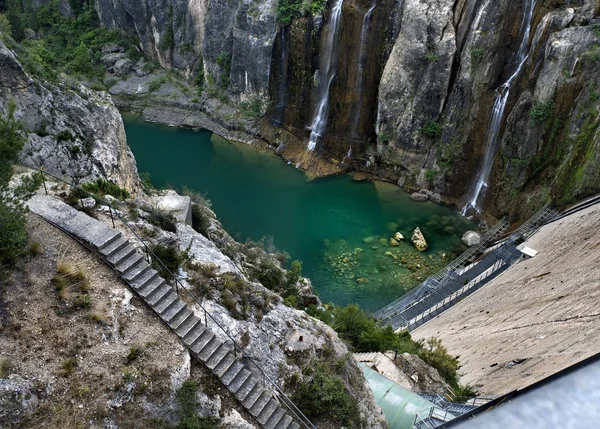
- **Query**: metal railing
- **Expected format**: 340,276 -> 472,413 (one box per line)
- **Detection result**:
24,165 -> 317,429
401,256 -> 507,331
413,406 -> 454,429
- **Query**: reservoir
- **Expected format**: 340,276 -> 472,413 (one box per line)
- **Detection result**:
125,117 -> 476,312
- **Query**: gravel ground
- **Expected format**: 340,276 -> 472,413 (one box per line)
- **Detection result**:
412,203 -> 600,395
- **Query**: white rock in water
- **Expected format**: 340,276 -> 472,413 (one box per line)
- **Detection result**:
394,232 -> 404,241
411,227 -> 428,252
462,230 -> 481,247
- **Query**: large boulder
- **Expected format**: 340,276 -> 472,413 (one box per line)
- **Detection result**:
411,227 -> 428,252
148,190 -> 192,225
411,192 -> 429,202
462,230 -> 482,247
113,58 -> 134,76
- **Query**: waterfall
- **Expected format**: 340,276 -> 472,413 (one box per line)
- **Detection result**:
462,0 -> 537,215
274,28 -> 288,127
352,1 -> 376,136
307,0 -> 345,151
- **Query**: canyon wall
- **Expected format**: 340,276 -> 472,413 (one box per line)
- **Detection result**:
91,0 -> 600,219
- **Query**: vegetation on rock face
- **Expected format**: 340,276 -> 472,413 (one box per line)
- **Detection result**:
150,243 -> 187,279
276,0 -> 326,25
292,356 -> 360,426
421,120 -> 443,138
2,0 -> 133,83
0,100 -> 27,271
529,100 -> 554,125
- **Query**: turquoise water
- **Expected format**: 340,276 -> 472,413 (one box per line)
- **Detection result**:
124,117 -> 476,312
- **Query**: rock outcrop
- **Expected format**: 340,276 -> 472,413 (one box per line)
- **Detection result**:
0,40 -> 141,195
411,227 -> 428,252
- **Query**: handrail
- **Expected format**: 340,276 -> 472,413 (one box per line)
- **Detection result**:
22,165 -> 317,429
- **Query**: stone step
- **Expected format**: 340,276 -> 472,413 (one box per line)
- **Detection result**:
169,308 -> 193,331
274,415 -> 293,429
222,361 -> 245,385
250,391 -> 272,418
288,422 -> 301,429
107,245 -> 136,267
234,376 -> 257,402
264,407 -> 286,429
177,316 -> 201,339
185,324 -> 208,346
191,330 -> 214,354
139,277 -> 166,299
116,253 -> 144,275
130,267 -> 158,290
257,399 -> 279,425
206,344 -> 230,370
163,300 -> 187,324
197,336 -> 222,361
242,383 -> 264,409
154,291 -> 178,314
99,236 -> 128,258
228,368 -> 251,394
146,284 -> 172,306
95,230 -> 122,251
213,352 -> 236,378
123,261 -> 150,283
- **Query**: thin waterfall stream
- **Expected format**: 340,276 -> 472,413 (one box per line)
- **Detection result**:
352,1 -> 376,136
308,0 -> 345,151
463,0 -> 537,215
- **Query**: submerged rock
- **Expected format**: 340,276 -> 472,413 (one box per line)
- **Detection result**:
389,238 -> 400,246
411,227 -> 428,252
411,192 -> 429,202
462,230 -> 482,247
394,232 -> 405,241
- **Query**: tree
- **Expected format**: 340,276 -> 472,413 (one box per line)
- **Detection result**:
0,13 -> 11,35
0,99 -> 25,186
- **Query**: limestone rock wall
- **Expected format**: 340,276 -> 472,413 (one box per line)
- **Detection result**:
69,0 -> 600,219
0,40 -> 141,195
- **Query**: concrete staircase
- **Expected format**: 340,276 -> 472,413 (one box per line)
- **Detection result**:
28,195 -> 303,429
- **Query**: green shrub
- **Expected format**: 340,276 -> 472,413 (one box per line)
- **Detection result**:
176,380 -> 220,429
81,178 -> 129,200
251,259 -> 284,291
425,168 -> 439,185
293,362 -> 359,425
216,52 -> 231,90
421,120 -> 443,138
148,208 -> 178,233
140,172 -> 155,193
126,346 -> 143,364
60,358 -> 77,376
0,13 -> 12,36
424,51 -> 439,62
191,204 -> 211,236
150,244 -> 186,279
149,76 -> 167,93
529,100 -> 554,125
471,47 -> 484,67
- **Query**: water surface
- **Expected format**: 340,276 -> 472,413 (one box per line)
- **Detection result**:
124,117 -> 475,311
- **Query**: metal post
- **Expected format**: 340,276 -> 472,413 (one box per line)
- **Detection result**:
175,277 -> 179,296
234,342 -> 237,358
41,171 -> 48,195
108,206 -> 115,228
204,309 -> 207,327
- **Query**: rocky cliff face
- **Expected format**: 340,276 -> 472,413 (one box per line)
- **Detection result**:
91,0 -> 599,219
95,0 -> 279,101
0,40 -> 141,195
